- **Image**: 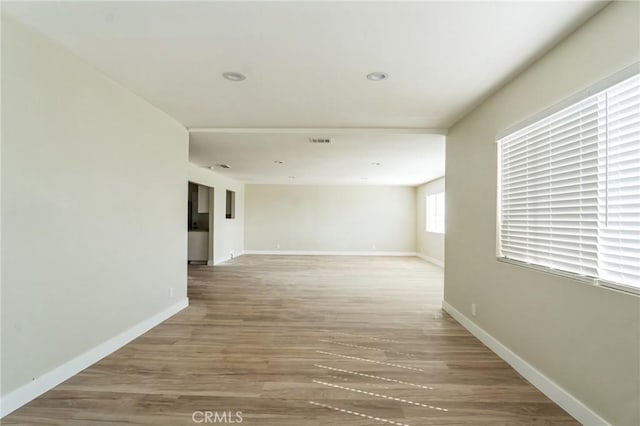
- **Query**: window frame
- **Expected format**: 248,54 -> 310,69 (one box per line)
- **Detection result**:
495,63 -> 640,296
426,191 -> 445,234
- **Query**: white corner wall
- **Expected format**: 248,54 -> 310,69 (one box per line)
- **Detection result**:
445,2 -> 640,425
1,17 -> 188,415
415,178 -> 445,266
245,184 -> 416,254
188,163 -> 245,264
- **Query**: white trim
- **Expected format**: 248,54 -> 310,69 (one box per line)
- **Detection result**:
415,253 -> 444,268
243,250 -> 417,257
0,298 -> 189,418
442,301 -> 609,426
213,250 -> 245,265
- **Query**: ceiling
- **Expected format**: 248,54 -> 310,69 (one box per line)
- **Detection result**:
3,1 -> 606,185
190,130 -> 445,186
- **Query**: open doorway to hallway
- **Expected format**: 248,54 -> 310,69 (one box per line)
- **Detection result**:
187,181 -> 215,265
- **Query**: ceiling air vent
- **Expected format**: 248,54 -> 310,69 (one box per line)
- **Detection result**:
309,137 -> 332,144
217,164 -> 232,169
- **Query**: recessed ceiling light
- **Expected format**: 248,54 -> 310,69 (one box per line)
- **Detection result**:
366,72 -> 389,81
288,176 -> 296,179
274,160 -> 284,164
360,177 -> 369,180
371,162 -> 381,166
207,165 -> 215,170
222,72 -> 246,81
217,164 -> 232,169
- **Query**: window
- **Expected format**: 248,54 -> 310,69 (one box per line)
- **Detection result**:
497,70 -> 640,294
426,192 -> 445,233
225,190 -> 235,219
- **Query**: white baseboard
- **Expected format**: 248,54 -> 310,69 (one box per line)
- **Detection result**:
243,250 -> 417,257
442,301 -> 609,426
213,250 -> 245,265
415,253 -> 445,267
0,297 -> 189,418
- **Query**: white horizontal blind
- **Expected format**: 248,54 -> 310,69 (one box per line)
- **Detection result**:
597,75 -> 640,289
498,73 -> 640,292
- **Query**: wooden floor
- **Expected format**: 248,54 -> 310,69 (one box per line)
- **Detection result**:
4,256 -> 577,425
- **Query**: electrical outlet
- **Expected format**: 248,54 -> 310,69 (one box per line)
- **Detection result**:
170,287 -> 174,297
372,244 -> 376,250
276,243 -> 280,249
471,303 -> 477,317
230,251 -> 234,259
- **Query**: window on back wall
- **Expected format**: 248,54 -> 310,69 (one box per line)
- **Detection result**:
497,69 -> 640,294
426,192 -> 445,234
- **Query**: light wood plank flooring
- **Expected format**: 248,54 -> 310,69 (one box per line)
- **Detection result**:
3,255 -> 577,425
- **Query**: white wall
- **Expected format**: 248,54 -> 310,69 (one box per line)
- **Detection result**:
445,2 -> 640,425
188,163 -> 245,264
415,178 -> 445,266
1,16 -> 188,407
245,185 -> 416,254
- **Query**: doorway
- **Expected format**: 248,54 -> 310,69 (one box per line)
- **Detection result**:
187,182 -> 214,265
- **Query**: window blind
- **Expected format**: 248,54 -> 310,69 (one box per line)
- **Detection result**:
498,73 -> 640,293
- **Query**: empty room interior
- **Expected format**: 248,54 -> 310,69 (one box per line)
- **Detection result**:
1,1 -> 639,425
